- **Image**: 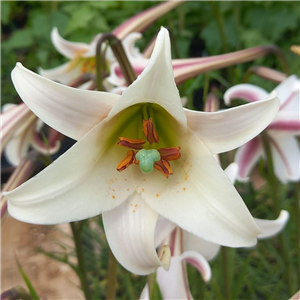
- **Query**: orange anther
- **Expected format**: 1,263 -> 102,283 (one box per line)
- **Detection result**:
143,118 -> 159,144
117,137 -> 145,150
154,159 -> 173,178
158,147 -> 181,161
117,150 -> 136,172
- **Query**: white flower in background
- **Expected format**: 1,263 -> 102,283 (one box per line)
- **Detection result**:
4,28 -> 280,275
140,163 -> 289,299
224,76 -> 300,183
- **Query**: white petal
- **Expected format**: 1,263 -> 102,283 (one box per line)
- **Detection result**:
122,32 -> 144,59
4,122 -> 35,167
4,120 -> 134,224
255,210 -> 289,239
234,138 -> 263,181
155,251 -> 211,299
108,27 -> 187,129
269,135 -> 300,183
154,216 -> 177,248
51,27 -> 90,59
224,84 -> 268,105
268,111 -> 300,136
224,163 -> 239,184
183,232 -> 220,261
134,129 -> 261,247
12,63 -> 120,140
38,62 -> 82,85
103,193 -> 169,275
185,92 -> 280,154
274,75 -> 300,110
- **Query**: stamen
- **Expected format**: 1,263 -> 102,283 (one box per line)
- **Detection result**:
143,118 -> 159,144
135,149 -> 160,174
118,137 -> 145,149
117,150 -> 136,172
154,160 -> 173,178
158,147 -> 181,161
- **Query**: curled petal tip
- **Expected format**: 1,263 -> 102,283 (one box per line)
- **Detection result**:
158,245 -> 171,271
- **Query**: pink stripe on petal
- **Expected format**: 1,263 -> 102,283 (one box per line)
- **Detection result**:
185,257 -> 210,282
236,138 -> 262,179
280,89 -> 299,110
268,120 -> 300,132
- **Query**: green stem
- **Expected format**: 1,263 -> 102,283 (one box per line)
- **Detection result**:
147,272 -> 156,299
203,74 -> 210,106
261,132 -> 293,294
70,222 -> 91,300
106,248 -> 118,300
221,247 -> 231,300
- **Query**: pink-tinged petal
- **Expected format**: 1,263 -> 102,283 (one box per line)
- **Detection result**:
103,193 -> 170,275
133,129 -> 261,247
173,46 -> 280,85
224,84 -> 269,105
255,210 -> 289,239
11,63 -> 120,140
113,1 -> 184,40
38,62 -> 82,85
51,27 -> 90,59
1,104 -> 36,154
3,120 -> 134,224
235,138 -> 263,181
183,232 -> 220,261
268,111 -> 300,135
247,66 -> 287,83
274,75 -> 300,110
185,92 -> 279,154
269,135 -> 300,183
4,122 -> 35,167
154,216 -> 177,248
108,27 -> 187,128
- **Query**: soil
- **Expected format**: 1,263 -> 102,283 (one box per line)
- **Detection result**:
1,217 -> 84,300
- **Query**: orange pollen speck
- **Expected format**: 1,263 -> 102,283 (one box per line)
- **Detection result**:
156,194 -> 159,197
143,118 -> 159,144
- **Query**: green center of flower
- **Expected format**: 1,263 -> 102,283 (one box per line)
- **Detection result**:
135,149 -> 161,174
116,114 -> 181,178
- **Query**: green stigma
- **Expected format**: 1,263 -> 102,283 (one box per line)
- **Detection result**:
135,149 -> 161,174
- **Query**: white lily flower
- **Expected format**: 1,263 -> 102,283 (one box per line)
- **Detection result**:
141,163 -> 289,299
224,75 -> 300,183
39,1 -> 183,85
1,103 -> 62,166
4,28 -> 280,275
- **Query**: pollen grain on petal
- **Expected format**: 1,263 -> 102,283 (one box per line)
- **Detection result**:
117,137 -> 145,149
143,118 -> 159,144
116,150 -> 136,172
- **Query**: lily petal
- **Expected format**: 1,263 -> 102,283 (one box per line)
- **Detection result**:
38,62 -> 82,85
154,216 -> 177,248
223,84 -> 269,105
134,129 -> 261,247
51,27 -> 90,59
113,1 -> 184,40
3,120 -> 134,224
255,210 -> 289,239
103,193 -> 170,275
268,111 -> 300,135
235,138 -> 263,181
184,92 -> 280,154
108,27 -> 187,128
269,135 -> 300,183
274,75 -> 300,110
11,63 -> 120,140
183,232 -> 220,261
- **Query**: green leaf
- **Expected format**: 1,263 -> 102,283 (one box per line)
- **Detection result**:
15,255 -> 39,300
2,29 -> 34,50
64,6 -> 95,35
1,1 -> 12,24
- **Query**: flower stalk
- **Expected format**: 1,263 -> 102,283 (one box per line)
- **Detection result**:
243,66 -> 287,83
106,248 -> 118,300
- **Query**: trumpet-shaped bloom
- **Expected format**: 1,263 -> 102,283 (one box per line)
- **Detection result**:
4,28 -> 280,275
224,76 -> 300,183
1,103 -> 61,166
140,163 -> 289,299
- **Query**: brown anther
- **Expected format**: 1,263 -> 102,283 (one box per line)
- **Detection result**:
117,137 -> 145,150
154,159 -> 173,178
143,118 -> 159,144
117,150 -> 136,172
158,147 -> 181,161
